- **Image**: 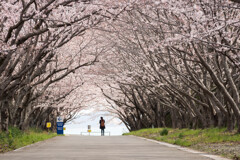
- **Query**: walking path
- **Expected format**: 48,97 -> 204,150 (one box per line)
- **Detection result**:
0,136 -> 229,160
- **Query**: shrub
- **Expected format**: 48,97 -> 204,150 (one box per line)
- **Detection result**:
160,128 -> 168,136
178,133 -> 184,139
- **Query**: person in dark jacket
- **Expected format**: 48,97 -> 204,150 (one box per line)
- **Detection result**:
99,117 -> 105,136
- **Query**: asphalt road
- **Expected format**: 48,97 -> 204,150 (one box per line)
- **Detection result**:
0,136 -> 226,160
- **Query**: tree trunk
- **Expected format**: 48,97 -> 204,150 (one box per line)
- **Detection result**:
170,109 -> 177,128
1,101 -> 9,132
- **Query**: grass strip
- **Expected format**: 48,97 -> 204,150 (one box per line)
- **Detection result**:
0,127 -> 57,153
124,128 -> 240,159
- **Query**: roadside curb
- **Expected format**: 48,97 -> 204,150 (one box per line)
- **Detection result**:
14,141 -> 42,152
14,136 -> 58,152
128,135 -> 230,160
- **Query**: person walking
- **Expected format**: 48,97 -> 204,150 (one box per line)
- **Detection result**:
99,117 -> 105,136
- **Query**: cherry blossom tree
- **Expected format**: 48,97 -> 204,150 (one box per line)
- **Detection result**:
99,0 -> 240,132
0,0 -> 127,131
1,0 -> 239,133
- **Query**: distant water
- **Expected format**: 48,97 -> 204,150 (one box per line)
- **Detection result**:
64,111 -> 129,136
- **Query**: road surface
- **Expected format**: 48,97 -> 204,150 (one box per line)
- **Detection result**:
0,136 -> 226,160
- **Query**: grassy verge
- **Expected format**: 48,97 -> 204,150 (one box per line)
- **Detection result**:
0,127 -> 57,153
124,128 -> 240,159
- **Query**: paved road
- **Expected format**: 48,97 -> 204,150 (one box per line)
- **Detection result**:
0,136 -> 221,160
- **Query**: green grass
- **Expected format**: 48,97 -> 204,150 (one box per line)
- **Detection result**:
124,128 -> 240,159
124,128 -> 240,146
0,127 -> 57,153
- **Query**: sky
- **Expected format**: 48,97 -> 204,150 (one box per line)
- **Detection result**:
64,110 -> 129,136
